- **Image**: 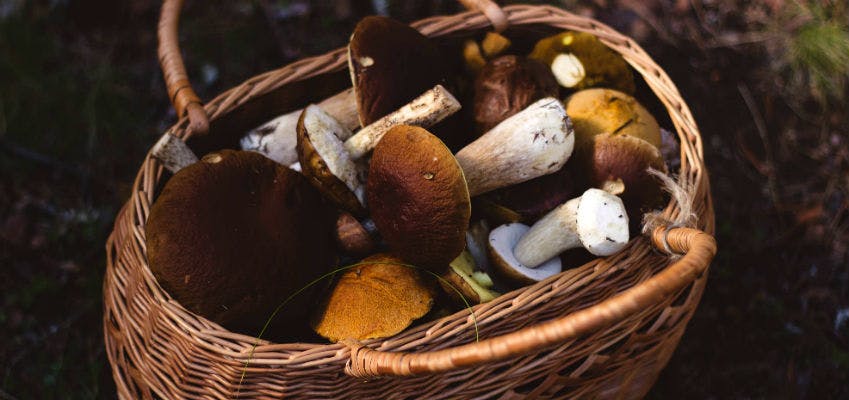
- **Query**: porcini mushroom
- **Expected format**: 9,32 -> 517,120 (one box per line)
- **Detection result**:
529,31 -> 635,94
241,89 -> 359,166
348,16 -> 451,127
311,253 -> 435,342
335,212 -> 376,256
585,133 -> 667,222
296,104 -> 365,216
367,125 -> 471,272
513,188 -> 630,268
488,223 -> 562,287
564,88 -> 662,150
145,150 -> 338,338
473,55 -> 559,134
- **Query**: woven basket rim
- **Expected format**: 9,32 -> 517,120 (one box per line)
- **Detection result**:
105,4 -> 715,398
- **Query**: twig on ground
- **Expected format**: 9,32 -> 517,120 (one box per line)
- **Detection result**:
738,82 -> 784,214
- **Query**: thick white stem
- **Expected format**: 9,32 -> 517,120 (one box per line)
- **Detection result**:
241,89 -> 357,165
455,97 -> 575,196
513,197 -> 581,267
151,133 -> 198,174
344,85 -> 461,160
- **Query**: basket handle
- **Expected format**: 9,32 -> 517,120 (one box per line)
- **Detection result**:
155,0 -> 507,137
342,226 -> 716,378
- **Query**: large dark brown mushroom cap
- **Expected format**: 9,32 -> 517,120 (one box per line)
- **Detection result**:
473,55 -> 559,134
146,150 -> 337,338
349,16 -> 450,126
367,125 -> 471,273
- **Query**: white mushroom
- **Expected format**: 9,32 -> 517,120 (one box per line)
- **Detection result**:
513,188 -> 630,268
488,223 -> 562,286
454,97 -> 575,196
241,88 -> 358,165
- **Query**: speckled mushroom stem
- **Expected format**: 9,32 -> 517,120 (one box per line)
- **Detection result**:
344,85 -> 461,159
514,188 -> 630,268
151,132 -> 198,173
241,89 -> 358,166
455,97 -> 575,197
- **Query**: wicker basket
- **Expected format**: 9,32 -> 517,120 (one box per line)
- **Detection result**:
103,0 -> 717,398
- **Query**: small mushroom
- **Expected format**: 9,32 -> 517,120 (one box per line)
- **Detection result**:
439,250 -> 499,304
529,31 -> 635,94
564,88 -> 662,150
473,55 -> 559,134
240,88 -> 358,166
296,104 -> 365,216
487,223 -> 562,287
585,133 -> 668,225
367,125 -> 471,273
513,188 -> 630,268
146,150 -> 338,338
456,97 -> 575,196
311,253 -> 435,342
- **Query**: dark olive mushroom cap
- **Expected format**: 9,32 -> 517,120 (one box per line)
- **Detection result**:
473,55 -> 560,135
311,253 -> 435,342
348,16 -> 451,127
529,31 -> 635,94
588,133 -> 668,228
146,150 -> 337,338
296,106 -> 366,217
564,88 -> 662,150
367,125 -> 471,273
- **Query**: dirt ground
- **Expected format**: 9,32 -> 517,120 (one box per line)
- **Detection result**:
1,0 -> 847,398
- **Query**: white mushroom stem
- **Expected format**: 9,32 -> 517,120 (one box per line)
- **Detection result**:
241,88 -> 357,165
301,105 -> 365,206
550,53 -> 586,88
344,85 -> 461,160
151,133 -> 198,174
514,188 -> 630,268
455,97 -> 575,197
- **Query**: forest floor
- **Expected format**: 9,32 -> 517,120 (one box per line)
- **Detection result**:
1,0 -> 847,398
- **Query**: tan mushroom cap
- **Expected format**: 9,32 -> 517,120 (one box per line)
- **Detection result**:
564,88 -> 662,150
311,254 -> 435,342
367,125 -> 471,273
145,150 -> 337,338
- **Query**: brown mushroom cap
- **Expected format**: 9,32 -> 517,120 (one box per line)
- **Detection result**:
348,16 -> 450,127
587,133 -> 668,225
146,150 -> 337,338
473,55 -> 560,134
529,31 -> 635,94
564,88 -> 662,150
477,167 -> 579,224
367,125 -> 471,273
311,254 -> 435,342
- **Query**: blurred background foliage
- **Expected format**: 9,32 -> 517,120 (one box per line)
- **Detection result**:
0,0 -> 847,398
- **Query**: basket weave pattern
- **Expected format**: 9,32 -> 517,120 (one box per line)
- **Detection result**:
104,4 -> 715,399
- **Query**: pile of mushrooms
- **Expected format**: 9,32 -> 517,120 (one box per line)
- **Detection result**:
147,17 -> 676,343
